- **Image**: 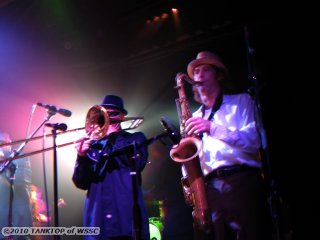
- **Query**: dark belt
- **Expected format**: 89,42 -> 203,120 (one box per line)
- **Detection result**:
205,165 -> 258,181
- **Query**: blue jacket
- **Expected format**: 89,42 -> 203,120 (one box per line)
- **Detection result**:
72,131 -> 150,240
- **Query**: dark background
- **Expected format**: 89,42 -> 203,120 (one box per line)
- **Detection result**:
0,0 -> 317,239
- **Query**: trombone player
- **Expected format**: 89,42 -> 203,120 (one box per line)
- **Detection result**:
72,95 -> 150,240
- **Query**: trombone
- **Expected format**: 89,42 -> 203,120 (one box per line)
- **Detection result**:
0,105 -> 144,162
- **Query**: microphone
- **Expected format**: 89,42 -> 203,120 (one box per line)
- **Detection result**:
37,102 -> 72,117
45,123 -> 68,131
160,116 -> 181,144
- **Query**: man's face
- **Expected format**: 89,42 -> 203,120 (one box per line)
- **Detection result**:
193,64 -> 218,84
105,108 -> 126,123
193,64 -> 220,93
104,108 -> 126,134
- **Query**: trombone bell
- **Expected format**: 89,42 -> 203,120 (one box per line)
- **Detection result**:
85,105 -> 109,141
84,105 -> 144,141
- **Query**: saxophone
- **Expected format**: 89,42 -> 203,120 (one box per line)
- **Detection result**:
170,73 -> 211,230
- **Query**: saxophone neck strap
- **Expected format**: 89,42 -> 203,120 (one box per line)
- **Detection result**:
201,92 -> 223,120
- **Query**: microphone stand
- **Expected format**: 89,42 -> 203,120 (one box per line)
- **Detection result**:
109,132 -> 168,157
129,141 -> 142,240
0,110 -> 56,173
0,109 -> 56,240
244,26 -> 283,240
132,133 -> 171,240
51,128 -> 60,240
41,123 -> 68,240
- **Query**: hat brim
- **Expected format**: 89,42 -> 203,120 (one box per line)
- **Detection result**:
187,58 -> 228,79
100,104 -> 128,115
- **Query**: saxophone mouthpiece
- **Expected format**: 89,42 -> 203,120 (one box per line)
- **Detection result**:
193,81 -> 204,86
181,75 -> 194,85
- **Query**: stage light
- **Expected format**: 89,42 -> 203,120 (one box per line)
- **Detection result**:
161,13 -> 169,19
171,8 -> 179,14
153,16 -> 160,22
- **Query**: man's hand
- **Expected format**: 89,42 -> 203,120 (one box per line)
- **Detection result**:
75,137 -> 92,157
185,117 -> 211,136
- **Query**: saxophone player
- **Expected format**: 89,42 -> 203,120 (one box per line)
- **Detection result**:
178,51 -> 272,240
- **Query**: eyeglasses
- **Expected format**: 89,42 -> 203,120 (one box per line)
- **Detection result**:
107,111 -> 122,117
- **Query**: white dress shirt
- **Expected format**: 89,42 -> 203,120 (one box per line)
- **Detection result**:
182,93 -> 262,177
